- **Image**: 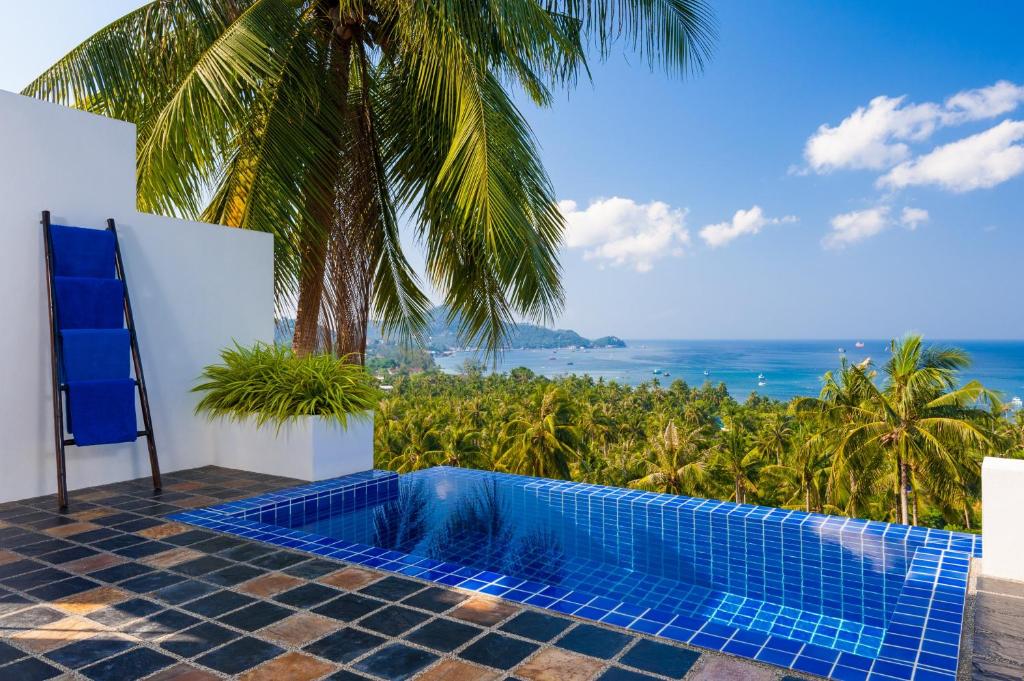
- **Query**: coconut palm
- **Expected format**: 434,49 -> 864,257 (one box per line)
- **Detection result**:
500,387 -> 578,478
711,422 -> 759,504
628,419 -> 707,495
25,0 -> 715,359
839,335 -> 997,525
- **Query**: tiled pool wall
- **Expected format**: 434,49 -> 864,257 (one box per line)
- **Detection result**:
510,471 -> 976,630
171,468 -> 980,681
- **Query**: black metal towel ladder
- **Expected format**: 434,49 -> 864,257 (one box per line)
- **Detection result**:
42,210 -> 161,511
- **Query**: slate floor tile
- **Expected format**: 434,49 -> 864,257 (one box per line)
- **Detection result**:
313,593 -> 386,622
500,611 -> 573,642
459,633 -> 539,670
359,576 -> 424,601
250,551 -> 308,570
598,668 -> 660,681
182,590 -> 254,617
0,656 -> 62,681
0,639 -> 27,665
450,598 -> 520,627
153,579 -> 217,605
86,597 -> 164,626
619,638 -> 701,677
45,637 -> 135,668
220,543 -> 277,563
218,600 -> 293,631
358,605 -> 430,637
89,562 -> 154,584
196,636 -> 284,675
353,643 -> 437,680
274,582 -> 340,608
82,646 -> 176,681
119,570 -> 186,594
282,558 -> 341,580
556,624 -> 632,660
173,555 -> 232,577
123,608 -> 202,641
405,617 -> 482,652
27,576 -> 100,601
304,627 -> 386,663
206,563 -> 264,587
0,605 -> 65,630
160,621 -> 237,657
402,586 -> 469,613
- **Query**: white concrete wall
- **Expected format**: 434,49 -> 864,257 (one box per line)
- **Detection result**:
982,456 -> 1024,582
0,89 -> 275,502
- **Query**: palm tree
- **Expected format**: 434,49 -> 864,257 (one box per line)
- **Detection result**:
26,0 -> 715,359
628,419 -> 707,495
500,387 -> 578,478
712,422 -> 759,504
839,335 -> 996,525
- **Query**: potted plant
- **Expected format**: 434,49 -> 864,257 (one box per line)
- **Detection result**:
194,343 -> 378,480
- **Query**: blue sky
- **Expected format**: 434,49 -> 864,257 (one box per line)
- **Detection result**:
3,2 -> 1022,339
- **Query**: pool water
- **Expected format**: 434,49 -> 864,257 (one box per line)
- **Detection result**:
172,467 -> 978,681
294,468 -> 889,656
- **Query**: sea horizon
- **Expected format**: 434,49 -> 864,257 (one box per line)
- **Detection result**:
435,338 -> 1024,402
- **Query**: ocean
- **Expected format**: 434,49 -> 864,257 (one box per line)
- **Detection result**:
434,339 -> 1024,403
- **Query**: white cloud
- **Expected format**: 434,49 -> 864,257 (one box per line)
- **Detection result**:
878,120 -> 1024,192
824,207 -> 892,249
699,206 -> 797,248
823,204 -> 930,248
900,207 -> 929,230
559,197 -> 690,272
804,81 -> 1024,173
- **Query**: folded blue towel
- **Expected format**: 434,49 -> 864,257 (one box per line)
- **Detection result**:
54,277 -> 124,329
49,225 -> 116,279
61,329 -> 130,382
66,379 -> 138,446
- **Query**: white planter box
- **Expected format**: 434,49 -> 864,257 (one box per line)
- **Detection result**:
211,412 -> 375,481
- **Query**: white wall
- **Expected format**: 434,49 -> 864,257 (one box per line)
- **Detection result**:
982,457 -> 1024,582
0,89 -> 275,502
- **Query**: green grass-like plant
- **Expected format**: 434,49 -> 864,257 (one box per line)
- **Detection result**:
193,343 -> 378,430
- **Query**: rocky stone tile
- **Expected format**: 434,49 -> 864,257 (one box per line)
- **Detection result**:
237,572 -> 305,598
415,659 -> 501,681
53,586 -> 130,615
136,522 -> 191,540
686,655 -> 775,681
319,566 -> 379,590
515,647 -> 604,681
42,522 -> 99,538
237,651 -> 337,681
450,597 -> 520,627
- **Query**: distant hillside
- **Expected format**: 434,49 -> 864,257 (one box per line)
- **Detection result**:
276,309 -> 625,351
423,307 -> 625,350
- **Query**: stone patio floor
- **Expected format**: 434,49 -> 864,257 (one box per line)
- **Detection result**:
0,466 -> 823,681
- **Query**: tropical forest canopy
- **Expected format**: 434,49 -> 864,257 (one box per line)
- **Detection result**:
375,335 -> 1024,531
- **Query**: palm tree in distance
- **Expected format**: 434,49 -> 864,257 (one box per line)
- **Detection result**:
838,336 -> 997,525
25,0 -> 716,359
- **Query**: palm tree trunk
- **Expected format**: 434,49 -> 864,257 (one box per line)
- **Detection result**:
898,451 -> 909,526
293,14 -> 353,357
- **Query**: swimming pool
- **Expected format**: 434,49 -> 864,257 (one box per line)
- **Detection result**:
171,467 -> 978,680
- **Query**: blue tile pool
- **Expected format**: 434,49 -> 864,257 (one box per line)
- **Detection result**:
172,467 -> 979,680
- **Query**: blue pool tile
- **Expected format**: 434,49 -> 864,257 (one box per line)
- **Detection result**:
170,466 -> 973,681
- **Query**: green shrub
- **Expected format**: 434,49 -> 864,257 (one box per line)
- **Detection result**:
193,342 -> 378,429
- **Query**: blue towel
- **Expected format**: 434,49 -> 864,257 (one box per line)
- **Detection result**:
61,329 -> 130,381
66,379 -> 138,445
54,277 -> 124,329
49,225 -> 116,279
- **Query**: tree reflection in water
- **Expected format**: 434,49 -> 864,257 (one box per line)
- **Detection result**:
428,478 -> 566,583
373,480 -> 429,553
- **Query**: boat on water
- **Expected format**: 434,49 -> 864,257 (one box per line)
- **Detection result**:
652,368 -> 661,374
1012,396 -> 1023,410
838,347 -> 846,353
757,373 -> 765,380
855,341 -> 865,349
662,371 -> 670,376
703,369 -> 711,376
758,379 -> 767,387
